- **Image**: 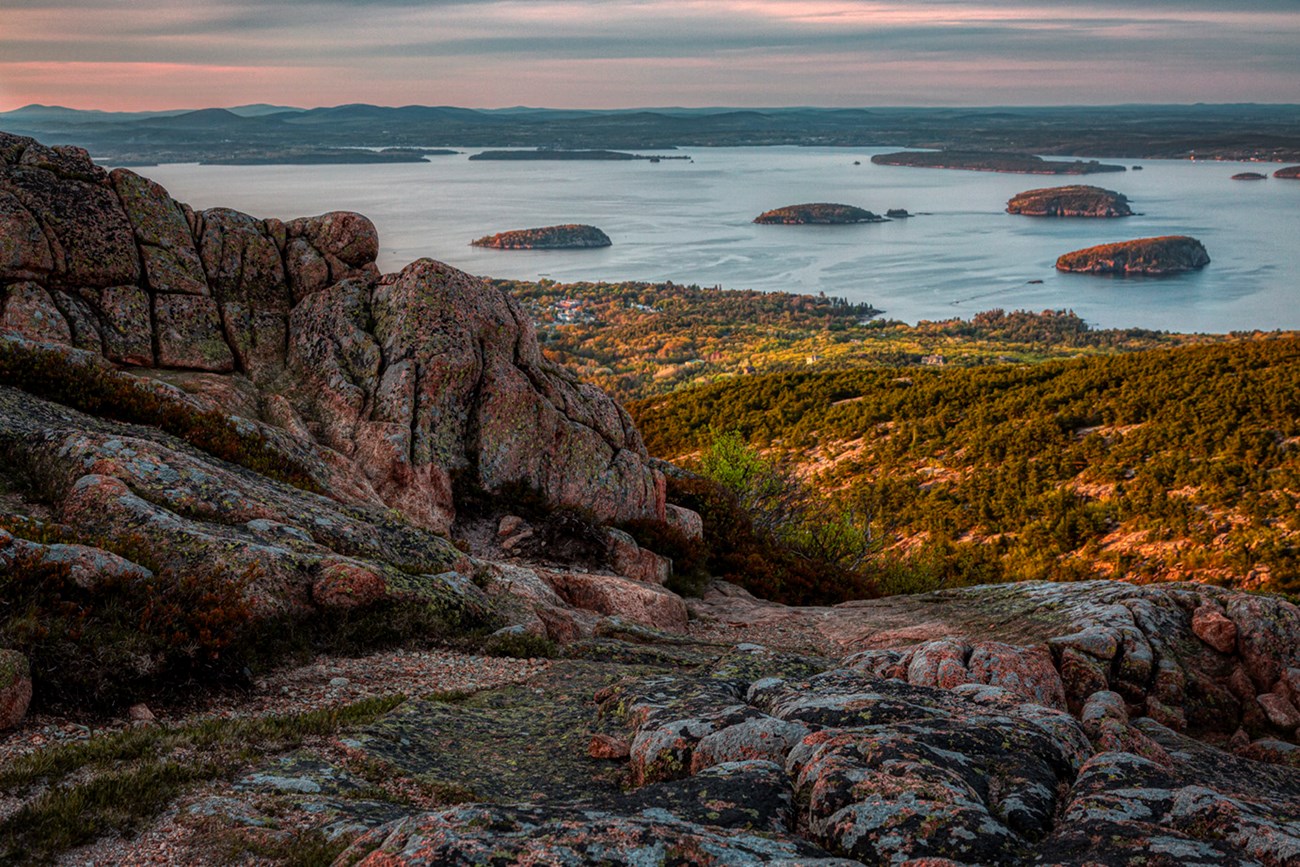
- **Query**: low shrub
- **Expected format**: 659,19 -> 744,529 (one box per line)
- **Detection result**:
667,474 -> 876,606
480,630 -> 557,659
0,695 -> 403,863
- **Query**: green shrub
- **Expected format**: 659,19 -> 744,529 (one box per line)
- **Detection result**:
666,473 -> 876,606
480,630 -> 557,659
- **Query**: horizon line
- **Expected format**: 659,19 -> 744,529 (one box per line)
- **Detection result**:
5,100 -> 1300,116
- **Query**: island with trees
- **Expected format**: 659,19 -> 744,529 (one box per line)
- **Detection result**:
1006,185 -> 1133,217
1055,236 -> 1210,274
754,203 -> 886,224
471,224 -> 612,249
872,150 -> 1127,174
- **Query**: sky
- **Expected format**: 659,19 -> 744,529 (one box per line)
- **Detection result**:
1,0 -> 1298,111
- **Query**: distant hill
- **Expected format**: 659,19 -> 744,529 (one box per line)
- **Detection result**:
4,103 -> 1299,162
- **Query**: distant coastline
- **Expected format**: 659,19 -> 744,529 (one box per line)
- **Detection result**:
468,150 -> 688,162
872,150 -> 1127,175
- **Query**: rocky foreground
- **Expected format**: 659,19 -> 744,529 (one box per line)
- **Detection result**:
1056,235 -> 1211,275
2,131 -> 1299,864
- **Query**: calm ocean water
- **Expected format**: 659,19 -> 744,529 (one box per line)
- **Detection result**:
139,147 -> 1299,332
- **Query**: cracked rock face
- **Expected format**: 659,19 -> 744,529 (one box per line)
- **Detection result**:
589,644 -> 1300,866
0,130 -> 665,533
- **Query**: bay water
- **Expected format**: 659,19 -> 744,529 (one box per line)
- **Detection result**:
139,147 -> 1299,333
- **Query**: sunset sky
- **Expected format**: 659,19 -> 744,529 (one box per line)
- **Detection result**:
2,0 -> 1298,111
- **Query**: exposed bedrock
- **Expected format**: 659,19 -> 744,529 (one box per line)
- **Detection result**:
0,130 -> 666,534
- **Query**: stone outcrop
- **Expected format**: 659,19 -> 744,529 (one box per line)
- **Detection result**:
1055,235 -> 1210,275
470,224 -> 611,249
1006,185 -> 1133,217
590,649 -> 1300,866
0,131 -> 665,535
753,203 -> 884,225
1232,171 -> 1268,180
1274,165 -> 1300,179
689,580 -> 1300,748
307,631 -> 1300,867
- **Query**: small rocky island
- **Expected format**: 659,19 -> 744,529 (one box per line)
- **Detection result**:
471,224 -> 612,249
1232,172 -> 1268,181
1056,236 -> 1210,275
1275,165 -> 1300,179
1006,185 -> 1133,217
872,150 -> 1126,175
754,203 -> 885,224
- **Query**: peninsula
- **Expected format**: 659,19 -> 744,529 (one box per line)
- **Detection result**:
872,150 -> 1127,175
753,203 -> 886,224
1056,236 -> 1210,275
1006,185 -> 1133,217
471,224 -> 612,249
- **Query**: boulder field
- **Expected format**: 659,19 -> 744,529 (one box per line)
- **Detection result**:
2,131 -> 1299,864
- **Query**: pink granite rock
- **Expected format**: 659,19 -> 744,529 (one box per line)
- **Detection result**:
110,168 -> 208,296
312,561 -> 387,610
97,284 -> 153,365
540,569 -> 688,633
154,294 -> 234,371
666,503 -> 704,542
1,281 -> 70,344
1258,691 -> 1300,732
1193,601 -> 1238,654
966,641 -> 1067,709
607,528 -> 670,586
1226,594 -> 1300,691
0,190 -> 53,281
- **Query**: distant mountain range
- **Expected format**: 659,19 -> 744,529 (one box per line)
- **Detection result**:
3,102 -> 1298,164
